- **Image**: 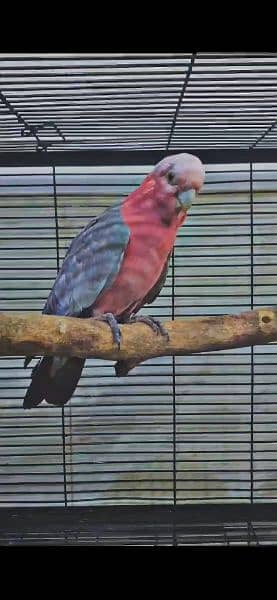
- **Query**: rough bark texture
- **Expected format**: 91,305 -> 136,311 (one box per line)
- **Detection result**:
0,309 -> 276,374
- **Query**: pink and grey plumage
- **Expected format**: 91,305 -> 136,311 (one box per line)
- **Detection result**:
23,153 -> 205,409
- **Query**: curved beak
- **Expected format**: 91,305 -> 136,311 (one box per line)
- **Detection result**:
177,188 -> 196,212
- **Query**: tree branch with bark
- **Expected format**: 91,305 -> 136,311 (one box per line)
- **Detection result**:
0,308 -> 276,375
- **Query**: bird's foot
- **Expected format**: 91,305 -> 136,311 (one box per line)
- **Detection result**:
94,313 -> 121,349
128,315 -> 169,341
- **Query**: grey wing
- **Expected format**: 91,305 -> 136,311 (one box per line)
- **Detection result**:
43,203 -> 130,317
139,250 -> 172,308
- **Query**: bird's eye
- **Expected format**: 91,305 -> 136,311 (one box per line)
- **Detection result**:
167,172 -> 174,184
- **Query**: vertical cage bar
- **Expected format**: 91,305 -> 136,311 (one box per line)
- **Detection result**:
166,53 -> 196,152
52,165 -> 68,508
172,249 -> 177,507
250,158 -> 254,505
172,249 -> 177,545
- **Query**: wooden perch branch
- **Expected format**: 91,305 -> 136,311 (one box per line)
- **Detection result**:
0,308 -> 276,375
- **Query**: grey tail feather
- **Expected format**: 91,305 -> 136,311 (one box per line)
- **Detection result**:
23,356 -> 85,409
114,360 -> 132,377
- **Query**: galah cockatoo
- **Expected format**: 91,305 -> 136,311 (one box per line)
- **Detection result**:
24,153 -> 205,408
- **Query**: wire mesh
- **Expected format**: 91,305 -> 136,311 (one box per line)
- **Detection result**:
0,53 -> 277,153
0,161 -> 276,509
0,53 -> 277,544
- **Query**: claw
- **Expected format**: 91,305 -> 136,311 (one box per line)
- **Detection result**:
94,313 -> 121,349
128,315 -> 169,341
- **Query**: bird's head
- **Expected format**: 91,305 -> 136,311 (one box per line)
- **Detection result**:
153,152 -> 205,214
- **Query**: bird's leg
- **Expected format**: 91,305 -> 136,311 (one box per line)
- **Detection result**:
93,312 -> 121,349
127,314 -> 169,341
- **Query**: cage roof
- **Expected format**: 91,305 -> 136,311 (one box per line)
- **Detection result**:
0,53 -> 277,163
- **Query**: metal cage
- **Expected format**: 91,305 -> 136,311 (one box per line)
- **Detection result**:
0,53 -> 277,546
